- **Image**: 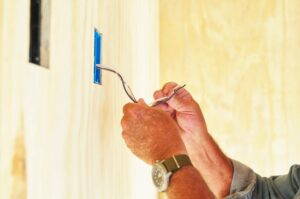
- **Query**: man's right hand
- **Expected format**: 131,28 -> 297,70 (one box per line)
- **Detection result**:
154,82 -> 233,198
153,82 -> 208,149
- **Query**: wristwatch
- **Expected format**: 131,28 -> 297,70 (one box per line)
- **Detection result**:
152,154 -> 192,192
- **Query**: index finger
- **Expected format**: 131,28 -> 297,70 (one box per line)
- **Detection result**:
162,82 -> 179,95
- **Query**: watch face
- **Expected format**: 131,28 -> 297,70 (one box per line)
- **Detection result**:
152,163 -> 169,192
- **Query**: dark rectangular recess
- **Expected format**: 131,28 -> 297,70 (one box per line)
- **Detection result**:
29,0 -> 41,65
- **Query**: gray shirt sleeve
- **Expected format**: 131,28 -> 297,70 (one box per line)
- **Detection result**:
225,160 -> 300,199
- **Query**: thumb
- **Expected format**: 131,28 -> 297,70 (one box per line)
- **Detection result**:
164,87 -> 194,111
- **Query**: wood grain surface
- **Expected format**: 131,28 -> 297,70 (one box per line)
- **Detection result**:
160,0 -> 300,178
3,0 -> 300,198
0,0 -> 159,198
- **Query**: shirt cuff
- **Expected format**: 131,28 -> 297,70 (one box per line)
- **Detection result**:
225,159 -> 256,199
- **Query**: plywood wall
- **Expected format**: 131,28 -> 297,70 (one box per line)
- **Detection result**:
0,0 -> 159,199
160,0 -> 300,177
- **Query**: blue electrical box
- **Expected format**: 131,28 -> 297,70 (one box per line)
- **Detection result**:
94,29 -> 102,84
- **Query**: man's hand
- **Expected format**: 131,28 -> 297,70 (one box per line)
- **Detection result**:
121,99 -> 187,165
153,82 -> 208,154
121,99 -> 215,199
154,82 -> 233,198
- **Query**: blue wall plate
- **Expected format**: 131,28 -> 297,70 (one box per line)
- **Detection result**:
94,29 -> 102,84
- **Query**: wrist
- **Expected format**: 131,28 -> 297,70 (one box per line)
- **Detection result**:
153,139 -> 187,163
168,164 -> 215,198
182,131 -> 233,198
152,154 -> 193,192
161,148 -> 187,161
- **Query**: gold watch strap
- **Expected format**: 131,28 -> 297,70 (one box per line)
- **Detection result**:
162,154 -> 192,172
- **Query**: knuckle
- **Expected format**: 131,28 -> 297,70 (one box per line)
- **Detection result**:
121,117 -> 127,129
165,81 -> 177,87
122,131 -> 132,143
121,130 -> 127,139
123,103 -> 136,114
123,103 -> 131,114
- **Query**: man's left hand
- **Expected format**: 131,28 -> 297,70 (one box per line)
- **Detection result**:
121,99 -> 187,164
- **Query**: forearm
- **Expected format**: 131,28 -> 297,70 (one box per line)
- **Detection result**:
168,165 -> 214,199
184,132 -> 233,198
